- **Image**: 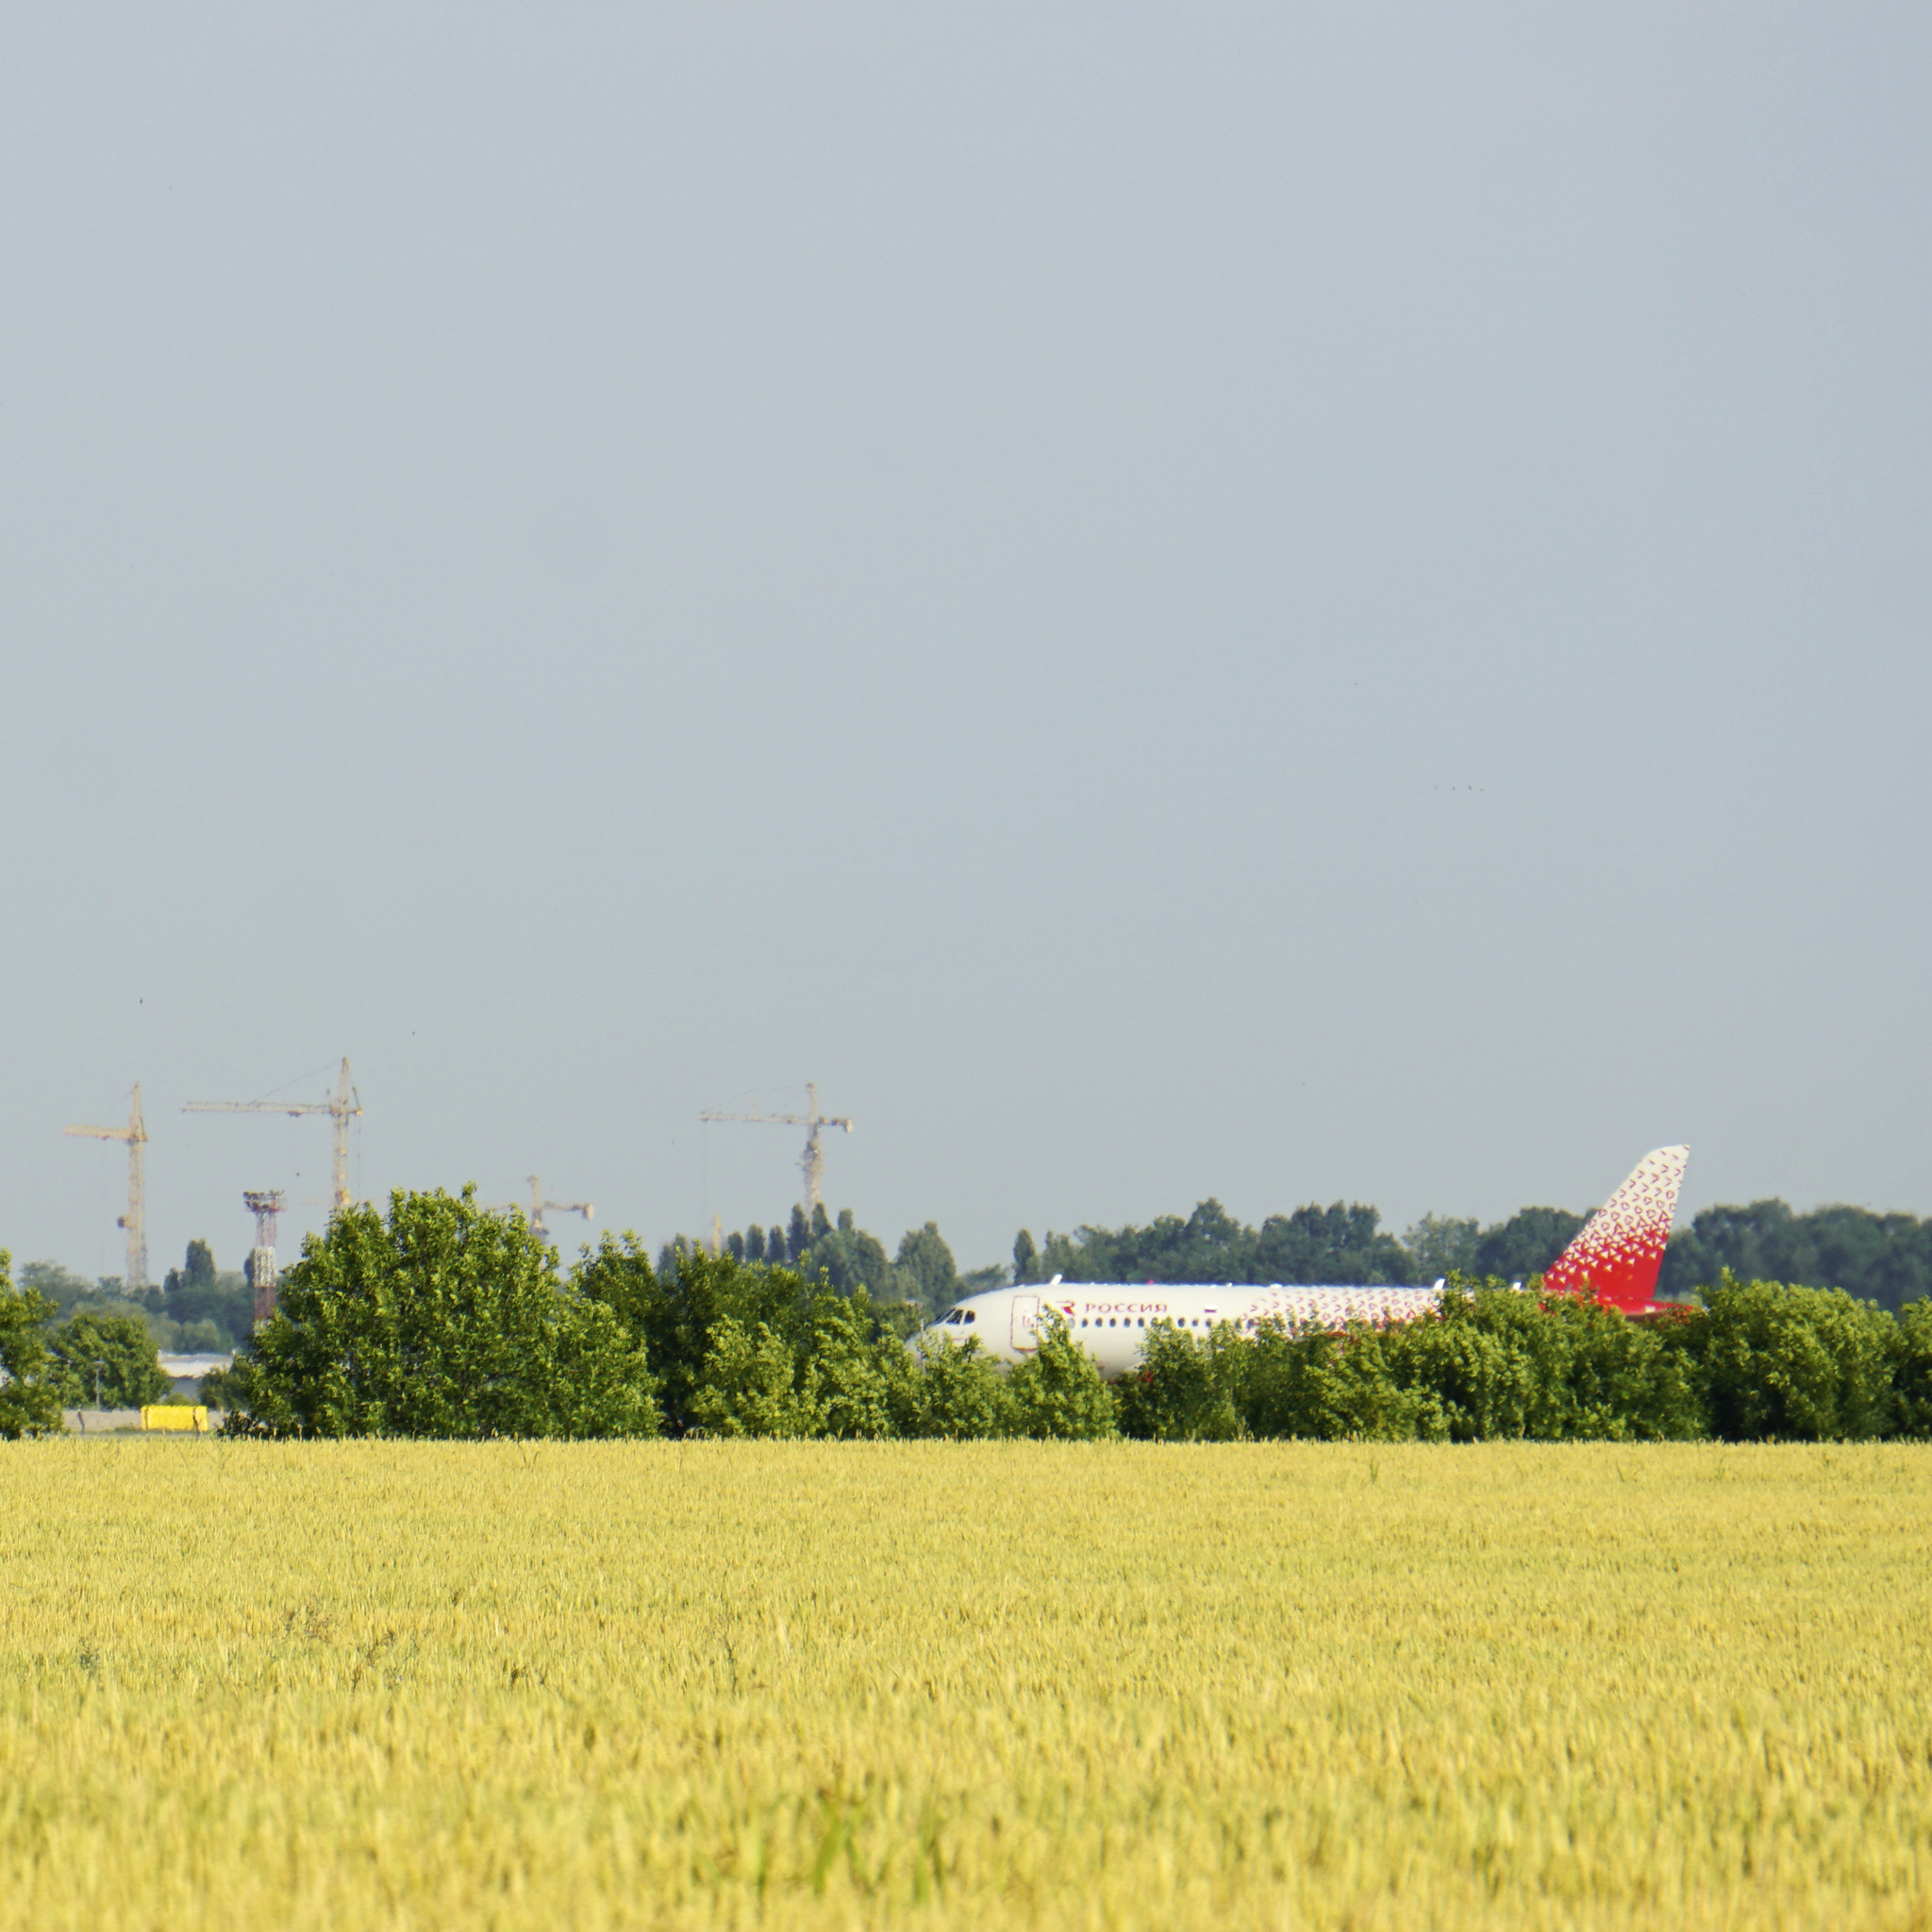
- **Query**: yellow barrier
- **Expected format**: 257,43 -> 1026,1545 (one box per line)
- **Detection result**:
142,1407 -> 208,1433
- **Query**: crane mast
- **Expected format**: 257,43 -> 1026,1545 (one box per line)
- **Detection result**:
64,1085 -> 150,1291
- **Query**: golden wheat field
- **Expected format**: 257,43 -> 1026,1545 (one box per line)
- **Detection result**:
2,1441 -> 1928,1932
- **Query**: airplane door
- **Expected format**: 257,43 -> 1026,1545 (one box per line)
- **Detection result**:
1010,1293 -> 1041,1352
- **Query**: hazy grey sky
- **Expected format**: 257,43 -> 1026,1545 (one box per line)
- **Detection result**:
5,3 -> 1928,1282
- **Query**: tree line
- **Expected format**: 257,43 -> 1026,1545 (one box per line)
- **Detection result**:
20,1184 -> 1929,1393
8,1182 -> 1930,1426
8,1186 -> 1932,1443
1011,1196 -> 1932,1310
697,1206 -> 1001,1317
19,1243 -> 256,1355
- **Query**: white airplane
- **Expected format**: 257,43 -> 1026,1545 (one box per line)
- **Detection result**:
916,1146 -> 1689,1377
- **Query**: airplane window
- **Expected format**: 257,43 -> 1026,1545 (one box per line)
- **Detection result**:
964,1310 -> 976,1323
1108,1318 -> 1117,1327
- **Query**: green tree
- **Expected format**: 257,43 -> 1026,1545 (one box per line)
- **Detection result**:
1660,1200 -> 1932,1312
1116,1320 -> 1243,1441
1473,1209 -> 1587,1282
181,1239 -> 217,1292
808,1288 -> 910,1439
1012,1229 -> 1041,1285
578,1241 -> 818,1438
16,1259 -> 98,1319
1893,1299 -> 1932,1440
1005,1312 -> 1118,1440
1689,1274 -> 1896,1441
46,1311 -> 171,1408
1402,1214 -> 1481,1282
894,1334 -> 1012,1439
219,1187 -> 658,1440
893,1222 -> 959,1316
688,1317 -> 827,1438
1255,1202 -> 1409,1284
0,1252 -> 60,1438
804,1208 -> 891,1298
1240,1318 -> 1422,1441
162,1239 -> 253,1344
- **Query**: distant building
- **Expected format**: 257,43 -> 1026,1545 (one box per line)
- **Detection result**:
158,1353 -> 231,1400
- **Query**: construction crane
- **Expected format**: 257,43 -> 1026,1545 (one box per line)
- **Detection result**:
64,1085 -> 150,1291
183,1058 -> 362,1214
524,1176 -> 593,1244
699,1082 -> 853,1213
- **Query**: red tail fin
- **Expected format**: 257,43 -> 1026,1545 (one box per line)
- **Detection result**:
1541,1146 -> 1689,1313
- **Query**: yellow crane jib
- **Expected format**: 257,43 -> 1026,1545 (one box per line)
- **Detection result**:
524,1177 -> 593,1244
183,1059 -> 362,1214
698,1082 -> 854,1212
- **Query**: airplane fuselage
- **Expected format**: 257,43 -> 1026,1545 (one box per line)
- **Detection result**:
916,1146 -> 1693,1375
917,1281 -> 1443,1378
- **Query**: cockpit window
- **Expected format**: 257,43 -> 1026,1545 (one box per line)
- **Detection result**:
942,1307 -> 965,1324
963,1309 -> 976,1323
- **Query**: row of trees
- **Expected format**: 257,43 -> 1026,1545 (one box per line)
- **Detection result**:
697,1199 -> 1586,1311
0,1257 -> 176,1431
1657,1199 -> 1932,1310
194,1192 -> 1112,1442
10,1189 -> 1930,1444
20,1189 -> 1927,1380
1009,1196 -> 1932,1310
703,1207 -> 1001,1317
18,1242 -> 256,1354
1122,1274 -> 1931,1443
1008,1200 -> 1589,1290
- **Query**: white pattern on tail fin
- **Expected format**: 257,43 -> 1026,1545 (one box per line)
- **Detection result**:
1541,1146 -> 1690,1312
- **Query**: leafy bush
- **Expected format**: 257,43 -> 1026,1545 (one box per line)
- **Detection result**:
1687,1274 -> 1898,1441
197,1364 -> 244,1410
1005,1313 -> 1118,1440
808,1290 -> 912,1440
1238,1320 -> 1423,1441
689,1317 -> 827,1438
893,1334 -> 1012,1439
1117,1321 -> 1245,1441
1381,1282 -> 1706,1443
